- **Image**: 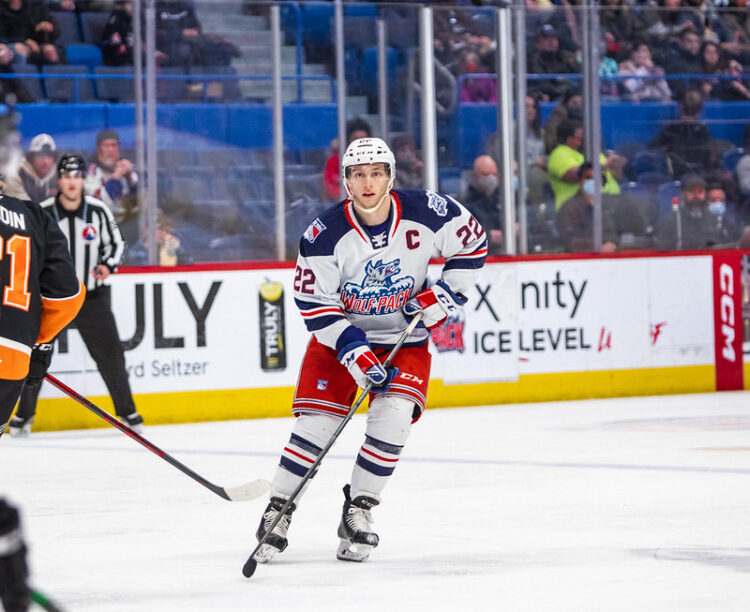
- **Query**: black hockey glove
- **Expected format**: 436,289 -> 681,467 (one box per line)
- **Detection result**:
26,343 -> 53,387
0,499 -> 30,612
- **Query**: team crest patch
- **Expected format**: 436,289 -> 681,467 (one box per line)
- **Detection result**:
304,218 -> 327,243
82,224 -> 97,241
426,191 -> 448,217
317,379 -> 328,391
340,258 -> 414,316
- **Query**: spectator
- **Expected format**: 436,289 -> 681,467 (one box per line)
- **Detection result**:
706,181 -> 742,242
462,154 -> 504,254
0,0 -> 60,66
718,58 -> 750,101
0,44 -> 34,103
155,0 -> 202,68
648,89 -> 715,175
2,133 -> 57,202
322,117 -> 371,202
101,0 -> 134,66
636,0 -> 699,51
526,24 -> 580,102
155,0 -> 237,69
487,93 -> 548,204
456,49 -> 496,103
655,174 -> 738,248
716,0 -> 750,65
600,0 -> 639,60
699,41 -> 723,99
618,41 -> 672,102
391,133 -> 423,190
547,119 -> 625,209
542,86 -> 583,154
735,125 -> 750,215
555,178 -> 619,253
85,129 -> 138,228
125,210 -> 192,266
661,27 -> 703,98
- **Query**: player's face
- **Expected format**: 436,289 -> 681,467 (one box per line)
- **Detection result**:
346,163 -> 390,210
58,172 -> 84,201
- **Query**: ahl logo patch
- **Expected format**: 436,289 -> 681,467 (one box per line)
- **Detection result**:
426,191 -> 448,217
304,218 -> 327,243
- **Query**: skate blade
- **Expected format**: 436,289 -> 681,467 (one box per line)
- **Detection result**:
336,538 -> 372,562
254,543 -> 280,564
9,427 -> 31,437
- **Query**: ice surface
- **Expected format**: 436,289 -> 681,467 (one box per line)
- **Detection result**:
2,392 -> 750,611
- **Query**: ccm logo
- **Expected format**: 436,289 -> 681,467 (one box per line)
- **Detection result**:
719,263 -> 736,362
399,372 -> 424,384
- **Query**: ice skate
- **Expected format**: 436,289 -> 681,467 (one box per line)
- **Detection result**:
9,416 -> 33,437
118,412 -> 143,433
336,484 -> 379,562
254,496 -> 296,564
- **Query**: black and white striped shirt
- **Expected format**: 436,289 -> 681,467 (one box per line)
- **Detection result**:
40,194 -> 125,292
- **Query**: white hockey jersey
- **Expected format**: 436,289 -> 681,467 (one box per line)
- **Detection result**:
294,189 -> 487,351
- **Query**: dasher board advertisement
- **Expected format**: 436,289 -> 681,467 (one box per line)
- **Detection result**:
41,268 -> 308,398
433,255 -> 715,383
39,254 -> 720,398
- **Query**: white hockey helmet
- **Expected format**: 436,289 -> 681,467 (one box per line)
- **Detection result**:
341,137 -> 396,196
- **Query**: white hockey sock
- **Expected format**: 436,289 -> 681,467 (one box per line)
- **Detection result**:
350,395 -> 413,499
271,413 -> 341,499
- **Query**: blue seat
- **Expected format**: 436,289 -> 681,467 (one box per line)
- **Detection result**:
657,180 -> 682,220
80,11 -> 109,44
721,147 -> 746,173
13,69 -> 45,102
94,65 -> 134,102
633,150 -> 670,177
51,11 -> 82,46
65,44 -> 102,70
42,65 -> 95,102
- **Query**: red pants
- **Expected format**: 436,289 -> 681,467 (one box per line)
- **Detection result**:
292,337 -> 431,422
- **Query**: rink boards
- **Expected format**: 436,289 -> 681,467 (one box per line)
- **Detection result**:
30,251 -> 746,431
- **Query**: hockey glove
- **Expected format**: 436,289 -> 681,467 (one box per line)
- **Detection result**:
0,499 -> 30,612
403,280 -> 467,329
338,341 -> 399,392
26,343 -> 53,386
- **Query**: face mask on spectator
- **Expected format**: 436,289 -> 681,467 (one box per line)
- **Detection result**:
513,175 -> 519,192
583,178 -> 595,195
464,61 -> 479,72
708,200 -> 726,215
477,174 -> 498,194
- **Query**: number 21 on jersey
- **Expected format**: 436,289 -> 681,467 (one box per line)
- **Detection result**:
1,234 -> 31,311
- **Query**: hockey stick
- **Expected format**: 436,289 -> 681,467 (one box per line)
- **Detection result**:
44,374 -> 271,502
242,313 -> 423,578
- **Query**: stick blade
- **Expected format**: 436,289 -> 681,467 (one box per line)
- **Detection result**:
223,479 -> 271,502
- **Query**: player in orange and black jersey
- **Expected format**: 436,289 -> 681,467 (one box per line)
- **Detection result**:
0,117 -> 85,438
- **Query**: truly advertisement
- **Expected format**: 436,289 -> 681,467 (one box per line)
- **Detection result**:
40,269 -> 308,399
433,256 -> 716,383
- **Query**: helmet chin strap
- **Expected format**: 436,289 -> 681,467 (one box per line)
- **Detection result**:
351,190 -> 392,216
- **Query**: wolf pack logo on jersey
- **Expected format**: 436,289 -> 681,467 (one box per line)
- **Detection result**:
303,218 -> 327,244
426,191 -> 448,217
340,258 -> 414,315
430,310 -> 465,353
82,224 -> 97,242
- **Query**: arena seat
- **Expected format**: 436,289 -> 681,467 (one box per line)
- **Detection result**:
65,44 -> 102,70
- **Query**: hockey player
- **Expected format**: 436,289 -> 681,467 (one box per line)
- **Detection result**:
9,154 -> 143,436
0,116 -> 85,439
253,138 -> 487,564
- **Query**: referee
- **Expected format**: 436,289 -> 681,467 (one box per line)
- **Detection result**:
9,154 -> 144,435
